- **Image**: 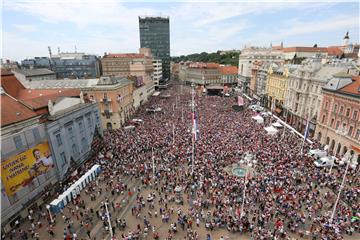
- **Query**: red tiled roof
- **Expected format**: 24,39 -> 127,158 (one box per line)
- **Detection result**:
104,53 -> 145,58
327,47 -> 343,56
272,46 -> 283,50
338,76 -> 360,96
188,62 -> 220,69
1,71 -> 26,97
1,94 -> 38,127
1,73 -> 81,126
1,68 -> 13,76
282,47 -> 328,53
219,66 -> 238,75
18,89 -> 80,110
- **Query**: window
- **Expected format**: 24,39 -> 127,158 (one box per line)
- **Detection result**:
353,110 -> 358,120
81,137 -> 87,152
334,104 -> 338,113
346,108 -> 350,117
339,106 -> 344,115
325,101 -> 328,109
321,115 -> 325,124
78,121 -> 84,132
355,129 -> 360,140
348,126 -> 353,137
331,119 -> 335,127
87,115 -> 92,126
13,136 -> 23,150
67,127 -> 74,138
56,134 -> 62,146
72,144 -> 79,156
60,152 -> 67,166
32,128 -> 40,140
336,121 -> 340,130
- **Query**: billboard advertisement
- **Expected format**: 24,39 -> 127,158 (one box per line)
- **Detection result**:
1,142 -> 54,196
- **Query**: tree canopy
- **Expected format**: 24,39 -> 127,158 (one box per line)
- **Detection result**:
171,50 -> 240,66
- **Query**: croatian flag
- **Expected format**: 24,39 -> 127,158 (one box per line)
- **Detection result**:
192,112 -> 198,141
304,116 -> 310,140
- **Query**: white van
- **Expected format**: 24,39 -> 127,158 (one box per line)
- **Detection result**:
308,149 -> 327,159
314,156 -> 337,168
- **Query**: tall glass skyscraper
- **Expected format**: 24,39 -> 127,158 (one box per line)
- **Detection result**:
139,16 -> 170,81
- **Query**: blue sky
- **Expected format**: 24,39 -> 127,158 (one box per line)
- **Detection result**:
2,0 -> 359,61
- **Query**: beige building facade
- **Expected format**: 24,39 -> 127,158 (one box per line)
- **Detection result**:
83,77 -> 134,130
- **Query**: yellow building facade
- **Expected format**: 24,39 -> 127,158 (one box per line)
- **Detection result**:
265,66 -> 289,111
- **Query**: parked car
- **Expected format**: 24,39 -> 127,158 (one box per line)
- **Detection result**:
248,105 -> 264,112
314,156 -> 337,168
308,149 -> 327,159
339,153 -> 358,169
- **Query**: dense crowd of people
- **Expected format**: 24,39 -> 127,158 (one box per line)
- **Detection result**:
3,84 -> 359,240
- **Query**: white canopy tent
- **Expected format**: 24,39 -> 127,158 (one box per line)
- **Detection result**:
251,115 -> 264,124
264,125 -> 279,135
272,121 -> 283,128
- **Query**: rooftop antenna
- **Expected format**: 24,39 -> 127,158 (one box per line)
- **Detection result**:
58,47 -> 60,55
75,45 -> 77,53
48,46 -> 52,58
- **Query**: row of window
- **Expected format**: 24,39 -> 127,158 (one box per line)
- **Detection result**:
326,101 -> 359,120
55,114 -> 93,147
13,128 -> 41,150
321,116 -> 360,139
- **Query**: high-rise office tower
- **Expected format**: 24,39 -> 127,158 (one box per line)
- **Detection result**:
139,16 -> 170,81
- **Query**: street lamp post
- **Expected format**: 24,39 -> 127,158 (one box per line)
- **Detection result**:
46,204 -> 54,223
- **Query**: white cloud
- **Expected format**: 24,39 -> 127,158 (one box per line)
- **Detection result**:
2,0 -> 359,60
242,14 -> 359,46
4,0 -> 158,28
13,24 -> 37,32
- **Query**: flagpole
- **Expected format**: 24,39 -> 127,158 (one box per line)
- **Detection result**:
300,116 -> 310,155
191,83 -> 195,175
152,147 -> 155,178
172,124 -> 175,145
181,107 -> 184,122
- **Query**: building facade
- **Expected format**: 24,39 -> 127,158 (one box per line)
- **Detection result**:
185,63 -> 220,85
265,66 -> 292,113
12,69 -> 56,87
219,66 -> 238,84
83,77 -> 134,130
282,47 -> 328,61
153,59 -> 163,87
256,62 -> 280,105
46,97 -> 103,181
139,16 -> 170,81
315,76 -> 360,162
1,70 -> 100,232
284,58 -> 356,135
238,46 -> 283,94
21,52 -> 100,79
101,49 -> 153,82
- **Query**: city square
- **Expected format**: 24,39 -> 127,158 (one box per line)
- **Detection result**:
3,83 -> 359,240
1,1 -> 360,240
